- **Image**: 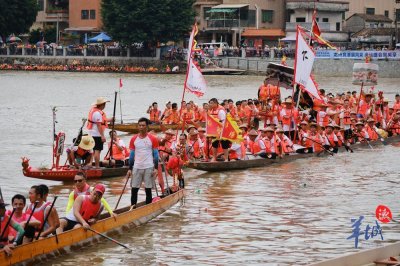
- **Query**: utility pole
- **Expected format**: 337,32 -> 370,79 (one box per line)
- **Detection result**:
56,13 -> 59,44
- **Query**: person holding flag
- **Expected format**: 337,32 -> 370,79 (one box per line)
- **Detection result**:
208,98 -> 229,162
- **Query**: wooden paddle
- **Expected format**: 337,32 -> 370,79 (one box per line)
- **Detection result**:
302,136 -> 334,156
86,227 -> 134,252
0,208 -> 15,241
114,175 -> 130,211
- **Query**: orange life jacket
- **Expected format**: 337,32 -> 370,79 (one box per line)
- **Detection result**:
365,125 -> 378,141
263,137 -> 274,153
165,110 -> 180,124
87,107 -> 108,130
188,138 -> 202,158
79,195 -> 102,222
358,101 -> 371,117
259,85 -> 269,101
343,108 -> 352,125
0,215 -> 11,242
281,108 -> 297,126
75,147 -> 91,158
335,132 -> 344,146
325,132 -> 337,147
317,111 -> 329,127
107,138 -> 126,160
307,133 -> 324,152
149,109 -> 161,122
279,135 -> 294,153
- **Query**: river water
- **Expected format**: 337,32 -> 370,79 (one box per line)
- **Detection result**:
1,71 -> 400,265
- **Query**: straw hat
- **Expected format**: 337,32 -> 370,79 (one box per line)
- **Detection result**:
383,98 -> 389,103
238,123 -> 248,129
197,127 -> 206,132
186,125 -> 197,133
309,122 -> 317,127
355,121 -> 364,126
367,118 -> 375,122
248,129 -> 259,136
78,135 -> 95,150
92,97 -> 110,106
262,126 -> 275,132
326,123 -> 335,129
284,98 -> 293,104
189,130 -> 199,136
165,129 -> 175,135
276,126 -> 284,133
300,121 -> 308,126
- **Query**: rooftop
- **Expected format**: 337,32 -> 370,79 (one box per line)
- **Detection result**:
347,13 -> 393,23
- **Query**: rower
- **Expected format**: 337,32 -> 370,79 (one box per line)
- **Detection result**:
147,102 -> 161,124
103,130 -> 128,167
187,130 -> 204,160
209,98 -> 230,162
163,103 -> 180,124
333,125 -> 344,147
280,98 -> 299,140
159,129 -> 175,161
304,122 -> 325,153
323,124 -> 339,152
0,199 -> 25,256
365,118 -> 379,141
276,126 -> 294,155
353,121 -> 370,143
57,184 -> 105,232
67,135 -> 95,168
64,172 -> 116,218
6,194 -> 40,245
260,127 -> 277,159
26,185 -> 60,240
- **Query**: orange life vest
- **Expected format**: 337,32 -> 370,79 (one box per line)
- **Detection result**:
87,107 -> 108,130
75,147 -> 91,158
259,85 -> 269,101
263,137 -> 274,153
188,138 -> 202,158
358,101 -> 371,117
149,109 -> 161,122
281,108 -> 297,126
343,108 -> 352,125
165,111 -> 180,124
335,132 -> 344,146
0,215 -> 11,242
108,138 -> 126,160
279,135 -> 294,153
317,111 -> 329,127
365,125 -> 378,141
307,133 -> 324,152
79,195 -> 101,222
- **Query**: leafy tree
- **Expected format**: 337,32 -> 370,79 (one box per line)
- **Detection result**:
0,0 -> 38,39
29,27 -> 56,44
101,0 -> 195,45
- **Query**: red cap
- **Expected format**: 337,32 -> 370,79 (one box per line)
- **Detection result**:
93,184 -> 106,195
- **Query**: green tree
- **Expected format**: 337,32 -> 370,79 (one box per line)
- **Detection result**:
0,0 -> 38,39
101,0 -> 195,45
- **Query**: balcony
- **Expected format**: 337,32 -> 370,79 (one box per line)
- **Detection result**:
206,19 -> 255,29
286,22 -> 331,31
286,1 -> 349,12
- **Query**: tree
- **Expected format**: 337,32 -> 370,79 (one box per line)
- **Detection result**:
101,0 -> 195,45
0,0 -> 38,39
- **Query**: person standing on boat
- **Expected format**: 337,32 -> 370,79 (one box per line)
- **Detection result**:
0,200 -> 25,256
26,185 -> 60,239
57,184 -> 105,232
127,117 -> 159,207
209,98 -> 230,162
87,97 -> 114,168
64,172 -> 116,218
147,102 -> 161,124
280,98 -> 299,140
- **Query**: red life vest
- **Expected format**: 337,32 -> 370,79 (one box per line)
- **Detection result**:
343,108 -> 352,125
73,184 -> 91,200
0,215 -> 11,242
87,107 -> 108,130
188,138 -> 202,158
358,102 -> 371,117
325,132 -> 337,147
26,201 -> 51,230
263,137 -> 274,153
79,195 -> 102,222
259,85 -> 268,101
249,140 -> 261,154
75,147 -> 90,158
281,108 -> 297,126
308,132 -> 324,152
317,111 -> 329,127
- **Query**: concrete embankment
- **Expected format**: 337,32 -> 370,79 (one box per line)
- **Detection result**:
219,57 -> 400,78
1,55 -> 399,77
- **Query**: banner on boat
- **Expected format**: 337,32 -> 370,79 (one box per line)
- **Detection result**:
316,50 -> 400,60
221,113 -> 244,143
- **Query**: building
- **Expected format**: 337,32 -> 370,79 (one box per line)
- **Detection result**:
64,0 -> 102,43
285,0 -> 350,45
345,13 -> 394,48
194,0 -> 285,47
32,0 -> 69,42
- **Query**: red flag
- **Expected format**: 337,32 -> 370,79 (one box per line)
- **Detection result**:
119,78 -> 123,88
221,114 -> 243,143
206,113 -> 222,138
312,10 -> 321,37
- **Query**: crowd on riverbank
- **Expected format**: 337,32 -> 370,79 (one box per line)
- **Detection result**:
0,63 -> 180,73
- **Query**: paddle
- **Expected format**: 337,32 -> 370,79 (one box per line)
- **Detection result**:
17,201 -> 38,245
159,156 -> 170,195
302,136 -> 334,156
109,91 -> 118,166
0,208 -> 15,241
36,196 -> 57,240
114,175 -> 130,211
86,227 -> 134,252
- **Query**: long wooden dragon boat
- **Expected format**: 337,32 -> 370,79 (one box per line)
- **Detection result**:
0,189 -> 185,265
186,135 -> 400,172
308,241 -> 400,266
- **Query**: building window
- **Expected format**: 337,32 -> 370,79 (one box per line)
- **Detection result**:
366,8 -> 375,15
204,7 -> 211,20
384,10 -> 389,17
342,12 -> 345,20
336,22 -> 340,31
81,10 -> 89,20
397,9 -> 400,21
322,18 -> 329,22
296,17 -> 306,22
262,10 -> 273,23
90,10 -> 96,20
37,0 -> 44,11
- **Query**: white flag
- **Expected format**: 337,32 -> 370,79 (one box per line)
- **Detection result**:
185,59 -> 207,97
187,25 -> 196,64
294,27 -> 321,100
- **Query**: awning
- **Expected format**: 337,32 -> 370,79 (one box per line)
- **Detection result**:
212,4 -> 249,9
281,35 -> 296,41
64,27 -> 98,32
207,8 -> 236,13
241,29 -> 286,38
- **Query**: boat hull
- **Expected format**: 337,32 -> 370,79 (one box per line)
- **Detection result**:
0,189 -> 185,265
187,136 -> 400,172
22,165 -> 129,181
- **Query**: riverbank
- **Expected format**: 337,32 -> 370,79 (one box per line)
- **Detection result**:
1,55 -> 400,77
